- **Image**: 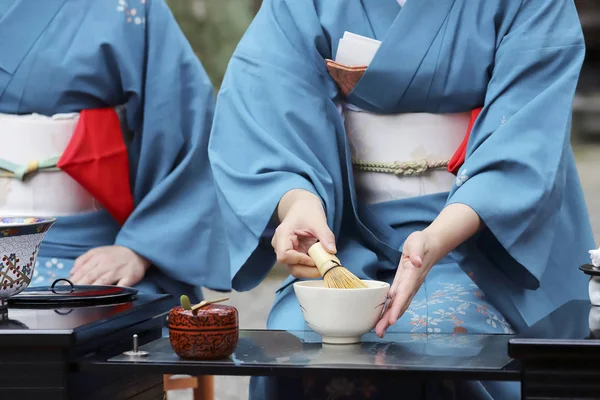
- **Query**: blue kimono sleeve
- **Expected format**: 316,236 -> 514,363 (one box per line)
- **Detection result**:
113,0 -> 231,291
209,0 -> 345,291
447,0 -> 586,289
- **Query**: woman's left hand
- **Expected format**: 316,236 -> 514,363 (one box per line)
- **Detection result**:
69,245 -> 151,287
374,203 -> 483,337
375,231 -> 437,338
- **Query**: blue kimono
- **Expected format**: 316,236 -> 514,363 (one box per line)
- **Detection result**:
209,0 -> 595,398
0,0 -> 231,301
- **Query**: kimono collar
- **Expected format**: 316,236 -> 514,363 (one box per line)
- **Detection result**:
346,0 -> 456,113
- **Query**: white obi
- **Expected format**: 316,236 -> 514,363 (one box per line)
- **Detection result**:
335,31 -> 470,204
344,107 -> 470,204
0,113 -> 100,217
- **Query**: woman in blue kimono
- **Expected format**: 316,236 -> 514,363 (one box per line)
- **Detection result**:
209,0 -> 596,398
0,0 -> 231,301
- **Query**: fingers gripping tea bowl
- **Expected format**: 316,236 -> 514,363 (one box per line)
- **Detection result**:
0,217 -> 56,313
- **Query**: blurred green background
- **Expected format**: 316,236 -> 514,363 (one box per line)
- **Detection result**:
167,0 -> 261,89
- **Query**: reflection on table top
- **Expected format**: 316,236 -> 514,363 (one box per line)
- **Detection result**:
0,294 -> 172,348
94,330 -> 518,380
0,294 -> 170,332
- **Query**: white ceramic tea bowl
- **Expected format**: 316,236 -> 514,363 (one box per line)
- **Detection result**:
293,280 -> 390,344
0,217 -> 56,309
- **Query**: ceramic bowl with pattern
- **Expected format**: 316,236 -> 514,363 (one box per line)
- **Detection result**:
168,304 -> 239,360
293,280 -> 390,345
0,217 -> 56,308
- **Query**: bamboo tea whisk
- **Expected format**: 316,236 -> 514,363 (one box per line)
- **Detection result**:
308,242 -> 367,289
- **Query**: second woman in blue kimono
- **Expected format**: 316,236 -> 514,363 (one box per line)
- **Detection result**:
0,0 -> 231,301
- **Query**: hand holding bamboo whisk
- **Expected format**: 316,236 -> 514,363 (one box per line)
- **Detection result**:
308,242 -> 368,289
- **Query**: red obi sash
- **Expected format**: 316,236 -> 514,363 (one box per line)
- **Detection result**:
57,108 -> 134,225
447,107 -> 483,175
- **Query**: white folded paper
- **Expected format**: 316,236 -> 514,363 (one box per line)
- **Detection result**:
590,247 -> 600,267
335,31 -> 381,67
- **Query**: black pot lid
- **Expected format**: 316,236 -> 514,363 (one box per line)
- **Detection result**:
7,279 -> 137,305
580,263 -> 600,277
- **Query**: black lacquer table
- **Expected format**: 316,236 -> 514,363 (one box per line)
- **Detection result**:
509,300 -> 600,400
83,329 -> 519,386
0,294 -> 172,400
7,294 -> 597,400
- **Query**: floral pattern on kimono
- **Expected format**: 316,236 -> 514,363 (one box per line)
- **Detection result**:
405,283 -> 514,334
117,0 -> 147,25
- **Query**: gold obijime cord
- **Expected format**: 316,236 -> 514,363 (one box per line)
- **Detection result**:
352,159 -> 449,176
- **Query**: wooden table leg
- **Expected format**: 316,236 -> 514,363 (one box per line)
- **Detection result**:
163,375 -> 214,400
193,376 -> 214,400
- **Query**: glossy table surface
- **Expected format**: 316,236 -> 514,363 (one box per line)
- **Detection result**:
508,300 -> 600,399
509,300 -> 600,357
0,294 -> 172,348
86,329 -> 519,380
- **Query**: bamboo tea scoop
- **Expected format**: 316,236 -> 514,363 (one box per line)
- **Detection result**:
180,295 -> 230,315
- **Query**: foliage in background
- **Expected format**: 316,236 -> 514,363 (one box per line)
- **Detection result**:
167,0 -> 256,88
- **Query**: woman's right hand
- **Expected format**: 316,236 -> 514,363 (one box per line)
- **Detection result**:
272,189 -> 337,279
